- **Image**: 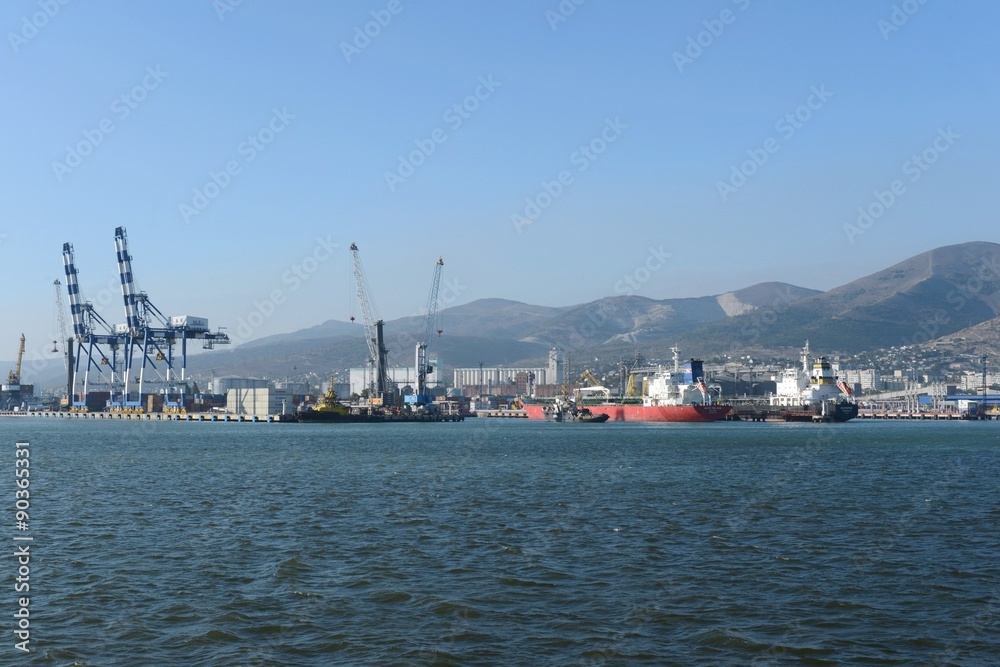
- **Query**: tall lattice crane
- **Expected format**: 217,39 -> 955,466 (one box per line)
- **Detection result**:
53,279 -> 71,369
62,242 -> 127,410
415,256 -> 444,403
350,243 -> 390,402
5,334 -> 25,386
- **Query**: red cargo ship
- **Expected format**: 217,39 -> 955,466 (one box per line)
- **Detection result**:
523,402 -> 730,422
523,348 -> 731,423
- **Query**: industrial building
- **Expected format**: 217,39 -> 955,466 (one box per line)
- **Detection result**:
452,348 -> 565,396
348,362 -> 441,398
226,387 -> 296,417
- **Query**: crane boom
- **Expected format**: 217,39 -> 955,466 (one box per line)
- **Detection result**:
350,243 -> 389,398
350,243 -> 380,364
54,279 -> 71,370
415,256 -> 444,402
7,334 -> 25,385
422,256 -> 444,345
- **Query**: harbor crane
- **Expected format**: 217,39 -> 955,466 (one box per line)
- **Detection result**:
113,226 -> 230,410
53,279 -> 71,367
62,242 -> 128,410
5,334 -> 25,387
350,242 -> 391,404
1,334 -> 26,410
414,256 -> 444,405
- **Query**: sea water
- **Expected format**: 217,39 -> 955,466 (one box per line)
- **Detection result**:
3,417 -> 999,665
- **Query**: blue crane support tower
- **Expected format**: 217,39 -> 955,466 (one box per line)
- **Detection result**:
62,242 -> 128,410
113,226 -> 230,411
414,256 -> 444,407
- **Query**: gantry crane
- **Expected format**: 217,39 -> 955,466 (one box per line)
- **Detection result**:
414,256 -> 444,405
350,243 -> 390,404
113,226 -> 229,410
63,242 -> 127,410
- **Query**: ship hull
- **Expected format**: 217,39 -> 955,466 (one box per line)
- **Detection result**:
779,401 -> 859,423
524,403 -> 731,422
295,410 -> 384,423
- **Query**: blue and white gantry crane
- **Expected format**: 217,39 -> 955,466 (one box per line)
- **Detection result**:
60,229 -> 229,412
113,226 -> 230,410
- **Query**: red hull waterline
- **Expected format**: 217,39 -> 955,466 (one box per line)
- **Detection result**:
524,404 -> 731,422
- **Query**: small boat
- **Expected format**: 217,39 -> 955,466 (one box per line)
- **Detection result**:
541,400 -> 609,423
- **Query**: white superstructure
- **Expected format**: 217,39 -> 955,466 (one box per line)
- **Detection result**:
770,341 -> 851,407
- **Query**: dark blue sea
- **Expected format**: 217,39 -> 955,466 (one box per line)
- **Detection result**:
4,417 -> 1000,666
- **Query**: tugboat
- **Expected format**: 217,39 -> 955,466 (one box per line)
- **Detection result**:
769,342 -> 859,422
541,398 -> 609,423
295,382 -> 384,423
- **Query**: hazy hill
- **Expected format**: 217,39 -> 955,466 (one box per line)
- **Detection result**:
518,283 -> 821,347
672,241 -> 1000,356
238,319 -> 361,349
927,316 -> 1000,358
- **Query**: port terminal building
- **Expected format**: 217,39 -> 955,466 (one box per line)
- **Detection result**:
452,348 -> 565,396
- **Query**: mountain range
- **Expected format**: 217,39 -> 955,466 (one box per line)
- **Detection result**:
11,241 -> 1000,390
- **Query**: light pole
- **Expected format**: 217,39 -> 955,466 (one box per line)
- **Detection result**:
982,354 -> 988,411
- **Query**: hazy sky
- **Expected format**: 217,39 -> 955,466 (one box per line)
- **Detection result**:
2,0 -> 998,368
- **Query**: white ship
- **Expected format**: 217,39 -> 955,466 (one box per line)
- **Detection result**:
769,342 -> 858,421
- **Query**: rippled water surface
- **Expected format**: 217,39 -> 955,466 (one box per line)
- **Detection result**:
5,418 -> 1000,665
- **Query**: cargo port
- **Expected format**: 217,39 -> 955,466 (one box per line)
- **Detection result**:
3,233 -> 997,424
2,232 -> 466,424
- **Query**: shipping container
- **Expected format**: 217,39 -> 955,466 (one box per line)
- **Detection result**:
170,315 -> 209,331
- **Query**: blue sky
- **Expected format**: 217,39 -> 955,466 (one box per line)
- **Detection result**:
2,0 -> 998,366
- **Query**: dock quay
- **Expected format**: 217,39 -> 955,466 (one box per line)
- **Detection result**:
855,409 -> 991,420
1,410 -> 295,422
0,411 -> 465,423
